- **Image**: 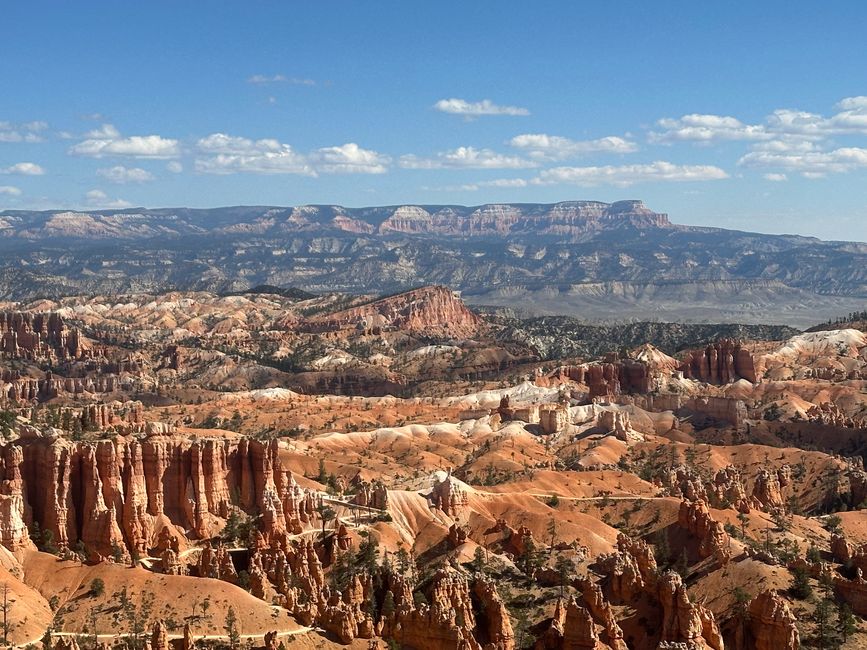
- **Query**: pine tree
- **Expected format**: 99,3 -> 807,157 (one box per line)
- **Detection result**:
837,602 -> 857,642
790,565 -> 812,600
225,606 -> 240,649
813,597 -> 835,649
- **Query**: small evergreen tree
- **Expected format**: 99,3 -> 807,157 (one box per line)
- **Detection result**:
790,565 -> 812,600
225,606 -> 240,649
89,578 -> 105,598
837,602 -> 857,643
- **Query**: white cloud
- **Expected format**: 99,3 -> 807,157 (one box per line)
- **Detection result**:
433,98 -> 530,117
654,96 -> 867,147
739,147 -> 867,176
480,178 -> 529,188
194,132 -> 313,175
763,173 -> 788,182
97,165 -> 155,184
400,147 -> 537,170
247,74 -> 317,86
535,161 -> 729,186
0,186 -> 21,196
509,133 -> 637,159
650,114 -> 770,143
309,143 -> 390,174
166,161 -> 184,173
195,133 -> 388,175
0,120 -> 47,143
85,189 -> 132,209
69,124 -> 180,158
1,162 -> 44,175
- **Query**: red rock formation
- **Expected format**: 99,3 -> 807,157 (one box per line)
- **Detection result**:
679,339 -> 757,384
575,579 -> 627,650
149,620 -> 169,650
709,466 -> 750,512
751,467 -> 788,511
0,311 -> 87,361
429,470 -> 469,517
472,578 -> 515,650
0,434 -> 321,559
658,572 -> 723,650
302,285 -> 482,339
448,523 -> 469,548
748,590 -> 799,650
535,597 -> 601,649
350,477 -> 389,510
677,499 -> 731,564
595,534 -> 658,602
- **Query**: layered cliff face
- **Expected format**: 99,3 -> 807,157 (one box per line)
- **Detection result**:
0,311 -> 87,361
0,434 -> 319,560
302,285 -> 483,339
679,339 -> 757,384
677,499 -> 732,565
5,201 -> 867,326
747,591 -> 800,650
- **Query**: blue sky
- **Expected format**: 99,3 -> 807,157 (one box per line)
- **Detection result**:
2,1 -> 867,240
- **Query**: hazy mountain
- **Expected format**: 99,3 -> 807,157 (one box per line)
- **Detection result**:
1,200 -> 865,326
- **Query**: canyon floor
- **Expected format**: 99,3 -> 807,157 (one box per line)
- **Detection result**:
0,286 -> 866,649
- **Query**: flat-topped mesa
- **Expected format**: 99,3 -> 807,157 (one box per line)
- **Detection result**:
0,311 -> 88,361
301,285 -> 482,339
373,200 -> 670,237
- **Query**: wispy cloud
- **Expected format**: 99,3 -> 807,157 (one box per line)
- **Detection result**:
69,124 -> 180,159
1,162 -> 45,175
650,114 -> 770,143
438,178 -> 530,192
0,121 -> 48,143
0,186 -> 21,196
400,147 -> 537,170
85,189 -> 132,209
97,165 -> 155,184
739,147 -> 867,177
535,161 -> 729,186
195,133 -> 389,175
309,143 -> 390,174
509,133 -> 637,159
433,98 -> 530,117
247,74 -> 317,86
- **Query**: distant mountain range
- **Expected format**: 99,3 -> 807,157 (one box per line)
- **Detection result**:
1,200 -> 865,327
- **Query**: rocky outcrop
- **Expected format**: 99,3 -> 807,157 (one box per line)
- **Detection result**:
149,620 -> 169,650
350,477 -> 389,510
596,534 -> 658,602
535,597 -> 601,649
576,579 -> 627,650
597,410 -> 638,441
472,578 -> 515,650
302,285 -> 482,339
677,500 -> 731,564
658,572 -> 723,650
680,339 -> 757,384
747,590 -> 799,650
0,434 -> 320,558
0,311 -> 88,361
429,470 -> 469,517
709,466 -> 750,512
751,467 -> 789,511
